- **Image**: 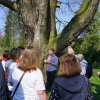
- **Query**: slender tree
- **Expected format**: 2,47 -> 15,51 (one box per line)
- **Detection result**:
3,10 -> 12,50
3,9 -> 25,49
0,0 -> 99,70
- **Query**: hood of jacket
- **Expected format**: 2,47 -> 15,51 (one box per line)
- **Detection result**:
80,60 -> 88,65
55,75 -> 85,94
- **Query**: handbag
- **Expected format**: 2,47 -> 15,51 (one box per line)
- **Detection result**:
84,76 -> 94,100
11,72 -> 25,99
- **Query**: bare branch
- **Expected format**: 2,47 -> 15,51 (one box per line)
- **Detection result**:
45,0 -> 99,54
55,16 -> 68,25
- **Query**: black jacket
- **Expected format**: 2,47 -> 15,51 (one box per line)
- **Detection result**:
0,61 -> 9,100
49,75 -> 88,100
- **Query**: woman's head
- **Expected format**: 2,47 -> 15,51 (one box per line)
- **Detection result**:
18,46 -> 38,72
77,54 -> 84,62
2,50 -> 9,58
58,54 -> 81,78
10,48 -> 21,62
67,47 -> 74,55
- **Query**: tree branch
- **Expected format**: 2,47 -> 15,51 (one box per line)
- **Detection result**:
45,0 -> 99,55
0,0 -> 19,12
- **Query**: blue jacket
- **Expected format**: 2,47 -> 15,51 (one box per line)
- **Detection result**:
49,75 -> 86,100
80,60 -> 88,75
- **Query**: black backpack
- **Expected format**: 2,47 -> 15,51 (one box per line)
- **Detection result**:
0,61 -> 10,100
86,64 -> 93,79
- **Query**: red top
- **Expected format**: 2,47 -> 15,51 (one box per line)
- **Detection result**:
16,58 -> 20,63
2,57 -> 8,61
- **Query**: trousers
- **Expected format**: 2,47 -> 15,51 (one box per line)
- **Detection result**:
46,70 -> 56,90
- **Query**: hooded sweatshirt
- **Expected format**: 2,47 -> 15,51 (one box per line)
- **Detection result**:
49,75 -> 86,100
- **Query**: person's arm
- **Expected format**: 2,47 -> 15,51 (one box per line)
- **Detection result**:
36,69 -> 47,100
47,57 -> 58,67
8,67 -> 14,86
37,90 -> 47,100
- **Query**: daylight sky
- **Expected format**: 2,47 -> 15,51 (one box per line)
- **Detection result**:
0,0 -> 82,35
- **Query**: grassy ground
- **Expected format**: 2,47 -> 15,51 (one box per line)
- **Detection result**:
90,68 -> 100,100
46,68 -> 100,100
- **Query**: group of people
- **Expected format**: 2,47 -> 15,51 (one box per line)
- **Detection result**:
0,46 -> 93,100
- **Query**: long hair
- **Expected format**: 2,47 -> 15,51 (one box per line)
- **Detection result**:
58,54 -> 81,78
18,46 -> 38,72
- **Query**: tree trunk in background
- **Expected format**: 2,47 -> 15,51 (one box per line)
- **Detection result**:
0,0 -> 99,77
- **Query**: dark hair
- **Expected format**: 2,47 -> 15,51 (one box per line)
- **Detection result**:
2,50 -> 9,58
49,48 -> 54,52
10,48 -> 21,61
58,54 -> 81,78
18,46 -> 25,50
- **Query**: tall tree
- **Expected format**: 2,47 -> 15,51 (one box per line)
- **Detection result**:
3,10 -> 12,50
0,0 -> 99,70
3,9 -> 25,50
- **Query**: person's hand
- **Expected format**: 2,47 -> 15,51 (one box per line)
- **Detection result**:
44,59 -> 50,64
44,59 -> 47,63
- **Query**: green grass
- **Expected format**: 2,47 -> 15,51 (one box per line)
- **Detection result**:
46,68 -> 100,100
90,68 -> 100,100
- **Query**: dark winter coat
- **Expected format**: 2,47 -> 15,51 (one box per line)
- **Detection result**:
49,75 -> 87,100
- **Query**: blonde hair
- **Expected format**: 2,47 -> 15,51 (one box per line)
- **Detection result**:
67,47 -> 74,55
18,46 -> 38,72
77,54 -> 84,61
58,54 -> 81,78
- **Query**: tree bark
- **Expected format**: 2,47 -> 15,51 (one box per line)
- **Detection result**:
44,0 -> 99,55
0,0 -> 99,71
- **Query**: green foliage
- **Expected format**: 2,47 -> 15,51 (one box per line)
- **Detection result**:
72,33 -> 100,68
19,30 -> 26,47
3,10 -> 26,50
90,68 -> 100,100
86,10 -> 100,34
72,9 -> 100,68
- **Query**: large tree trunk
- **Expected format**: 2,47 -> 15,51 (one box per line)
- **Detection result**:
0,0 -> 99,73
18,0 -> 57,70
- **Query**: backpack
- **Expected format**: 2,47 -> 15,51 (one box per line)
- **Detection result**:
86,64 -> 93,79
1,60 -> 8,80
0,61 -> 10,100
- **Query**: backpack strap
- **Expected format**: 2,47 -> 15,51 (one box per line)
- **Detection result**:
12,72 -> 25,98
